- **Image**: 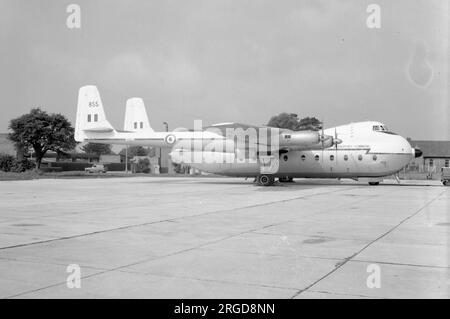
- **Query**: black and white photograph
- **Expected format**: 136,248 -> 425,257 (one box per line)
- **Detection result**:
0,0 -> 449,304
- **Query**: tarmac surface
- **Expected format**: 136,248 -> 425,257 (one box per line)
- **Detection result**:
0,176 -> 448,298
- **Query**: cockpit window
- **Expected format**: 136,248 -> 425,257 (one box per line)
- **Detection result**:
373,125 -> 394,134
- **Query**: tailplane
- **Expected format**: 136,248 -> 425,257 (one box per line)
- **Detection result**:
75,85 -> 115,142
124,98 -> 154,132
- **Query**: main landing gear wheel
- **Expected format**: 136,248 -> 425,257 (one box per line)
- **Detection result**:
279,176 -> 294,183
368,182 -> 380,186
443,180 -> 449,186
257,174 -> 275,186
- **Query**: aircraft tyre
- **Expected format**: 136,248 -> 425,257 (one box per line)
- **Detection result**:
279,176 -> 294,183
368,182 -> 380,186
257,175 -> 275,186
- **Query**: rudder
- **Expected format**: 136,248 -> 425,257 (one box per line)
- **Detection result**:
75,85 -> 114,142
123,98 -> 154,132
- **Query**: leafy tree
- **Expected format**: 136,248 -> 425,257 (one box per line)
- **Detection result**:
0,153 -> 15,172
298,117 -> 322,131
267,113 -> 322,131
135,158 -> 151,173
13,158 -> 35,172
119,146 -> 149,157
81,143 -> 113,156
267,113 -> 301,130
8,108 -> 76,169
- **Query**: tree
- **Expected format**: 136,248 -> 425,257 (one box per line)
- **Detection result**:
9,108 -> 76,169
81,143 -> 113,156
267,113 -> 322,131
0,153 -> 15,172
119,146 -> 149,157
267,113 -> 301,130
135,158 -> 151,173
298,117 -> 322,131
0,153 -> 34,173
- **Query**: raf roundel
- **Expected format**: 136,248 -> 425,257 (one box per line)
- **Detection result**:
165,134 -> 176,145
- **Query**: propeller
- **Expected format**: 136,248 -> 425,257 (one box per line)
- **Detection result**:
333,127 -> 343,161
320,119 -> 324,163
334,128 -> 338,162
319,120 -> 342,163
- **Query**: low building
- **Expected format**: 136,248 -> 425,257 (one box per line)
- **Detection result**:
409,140 -> 450,173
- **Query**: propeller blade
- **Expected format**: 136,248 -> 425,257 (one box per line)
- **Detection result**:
335,128 -> 338,163
321,119 -> 324,162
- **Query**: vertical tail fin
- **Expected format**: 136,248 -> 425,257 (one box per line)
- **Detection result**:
123,98 -> 154,132
75,85 -> 114,142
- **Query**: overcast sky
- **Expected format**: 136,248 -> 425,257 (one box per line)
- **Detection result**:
0,0 -> 448,139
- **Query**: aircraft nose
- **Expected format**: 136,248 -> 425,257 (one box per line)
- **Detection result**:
414,148 -> 423,158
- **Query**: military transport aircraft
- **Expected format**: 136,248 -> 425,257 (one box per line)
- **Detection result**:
75,85 -> 422,186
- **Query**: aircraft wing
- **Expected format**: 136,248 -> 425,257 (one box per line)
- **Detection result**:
204,122 -> 337,152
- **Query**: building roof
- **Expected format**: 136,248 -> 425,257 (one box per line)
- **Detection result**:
0,133 -> 16,156
410,140 -> 450,158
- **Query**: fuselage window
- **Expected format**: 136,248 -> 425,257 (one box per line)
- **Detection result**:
314,154 -> 319,161
94,114 -> 98,122
140,122 -> 143,129
283,155 -> 288,162
301,154 -> 306,161
330,155 -> 334,161
373,155 -> 377,161
445,159 -> 449,167
344,154 -> 348,161
284,134 -> 291,139
134,122 -> 137,129
429,159 -> 434,166
358,155 -> 363,161
87,114 -> 91,122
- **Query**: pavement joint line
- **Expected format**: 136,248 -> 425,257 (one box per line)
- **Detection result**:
0,186 -> 357,251
0,184 -> 257,221
252,230 -> 376,242
5,220 -> 292,298
4,184 -> 441,298
349,259 -> 450,270
195,246 -> 346,262
0,191 -> 243,222
0,255 -> 112,272
2,186 -> 374,297
9,208 -> 332,298
290,188 -> 449,299
245,193 -> 385,237
4,269 -> 107,299
307,289 -> 379,299
114,269 -> 301,292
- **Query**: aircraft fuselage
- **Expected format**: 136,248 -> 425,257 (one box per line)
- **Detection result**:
171,122 -> 416,179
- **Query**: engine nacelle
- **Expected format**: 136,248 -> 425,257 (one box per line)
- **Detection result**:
279,131 -> 334,150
